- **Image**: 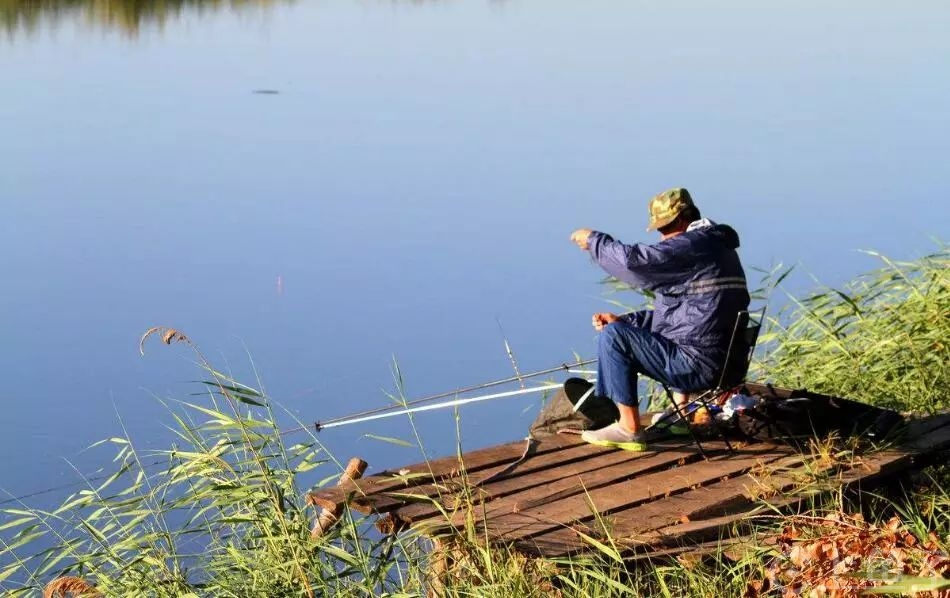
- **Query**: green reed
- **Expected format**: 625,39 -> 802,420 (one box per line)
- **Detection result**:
754,245 -> 948,414
0,328 -> 414,596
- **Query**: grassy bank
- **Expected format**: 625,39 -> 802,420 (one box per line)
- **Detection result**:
755,247 -> 948,414
1,246 -> 947,596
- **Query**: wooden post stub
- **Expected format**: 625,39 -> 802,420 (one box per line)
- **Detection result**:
312,457 -> 368,538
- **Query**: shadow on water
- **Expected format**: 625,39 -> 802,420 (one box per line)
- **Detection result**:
0,0 -> 295,37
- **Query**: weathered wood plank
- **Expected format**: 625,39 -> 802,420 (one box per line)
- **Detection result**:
625,534 -> 778,562
437,445 -> 791,544
515,453 -> 807,557
520,529 -> 769,562
515,416 -> 950,557
612,454 -> 808,535
354,437 -> 630,516
641,418 -> 950,548
382,438 -> 726,520
310,412 -> 666,511
308,433 -> 582,510
383,439 -> 737,532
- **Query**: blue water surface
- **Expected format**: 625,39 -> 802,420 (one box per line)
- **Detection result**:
1,0 -> 948,502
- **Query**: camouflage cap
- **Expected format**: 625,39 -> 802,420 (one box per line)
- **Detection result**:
646,188 -> 695,231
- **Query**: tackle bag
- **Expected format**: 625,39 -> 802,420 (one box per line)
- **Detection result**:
529,378 -> 618,437
733,384 -> 903,445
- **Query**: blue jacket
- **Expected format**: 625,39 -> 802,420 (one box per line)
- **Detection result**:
588,219 -> 750,371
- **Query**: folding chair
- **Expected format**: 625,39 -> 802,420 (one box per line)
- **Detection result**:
647,308 -> 766,458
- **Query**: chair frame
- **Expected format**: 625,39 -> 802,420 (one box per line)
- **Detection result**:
646,307 -> 766,458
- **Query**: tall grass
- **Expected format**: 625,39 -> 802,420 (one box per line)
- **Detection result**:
2,248 -> 949,596
0,329 -> 411,596
755,245 -> 948,413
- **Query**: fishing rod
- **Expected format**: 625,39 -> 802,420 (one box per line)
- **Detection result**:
282,357 -> 597,435
314,383 -> 562,431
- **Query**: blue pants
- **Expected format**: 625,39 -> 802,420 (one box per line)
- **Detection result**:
595,321 -> 717,408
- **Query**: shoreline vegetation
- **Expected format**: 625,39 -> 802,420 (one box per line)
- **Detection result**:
1,245 -> 947,596
0,0 -> 292,36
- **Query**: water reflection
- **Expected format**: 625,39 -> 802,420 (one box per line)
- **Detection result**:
1,0 -> 292,36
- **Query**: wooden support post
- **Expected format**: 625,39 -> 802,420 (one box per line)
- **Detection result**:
427,537 -> 448,598
312,457 -> 368,538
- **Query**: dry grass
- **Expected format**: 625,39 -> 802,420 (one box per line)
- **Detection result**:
42,577 -> 101,598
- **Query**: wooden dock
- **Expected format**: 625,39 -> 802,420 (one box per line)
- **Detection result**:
309,403 -> 950,560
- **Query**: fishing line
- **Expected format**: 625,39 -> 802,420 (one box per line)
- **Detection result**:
0,458 -> 171,507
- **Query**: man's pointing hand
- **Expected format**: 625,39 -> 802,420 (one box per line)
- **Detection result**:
570,228 -> 593,250
592,312 -> 619,331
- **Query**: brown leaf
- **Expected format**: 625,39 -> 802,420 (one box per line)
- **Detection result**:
744,579 -> 764,598
790,544 -> 807,568
821,541 -> 840,562
44,577 -> 102,598
804,541 -> 821,563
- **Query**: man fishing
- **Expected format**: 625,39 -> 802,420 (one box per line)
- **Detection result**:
570,188 -> 750,451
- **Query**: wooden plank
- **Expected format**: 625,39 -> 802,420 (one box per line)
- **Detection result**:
624,534 -> 779,562
642,418 -> 950,547
383,439 -> 737,532
309,411 -> 665,510
519,415 -> 950,557
514,444 -> 785,517
382,438 -> 725,522
308,433 -> 582,510
410,442 -> 741,535
884,412 -> 950,445
522,529 -> 769,561
628,416 -> 950,541
517,453 -> 807,557
488,453 -> 784,542
611,454 -> 808,535
502,448 -> 789,551
445,445 -> 791,544
354,436 -> 632,515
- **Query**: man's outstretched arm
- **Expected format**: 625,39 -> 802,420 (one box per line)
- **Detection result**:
572,228 -> 686,291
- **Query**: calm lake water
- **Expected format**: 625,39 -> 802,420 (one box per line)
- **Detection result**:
1,0 -> 948,502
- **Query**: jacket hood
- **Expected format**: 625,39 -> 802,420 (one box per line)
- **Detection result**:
686,219 -> 741,250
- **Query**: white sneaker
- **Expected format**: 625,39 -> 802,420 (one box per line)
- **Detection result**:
581,423 -> 649,451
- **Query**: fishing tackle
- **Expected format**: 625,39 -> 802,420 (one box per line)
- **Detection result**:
283,358 -> 597,435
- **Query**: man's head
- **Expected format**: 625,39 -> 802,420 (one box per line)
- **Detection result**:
646,188 -> 701,239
